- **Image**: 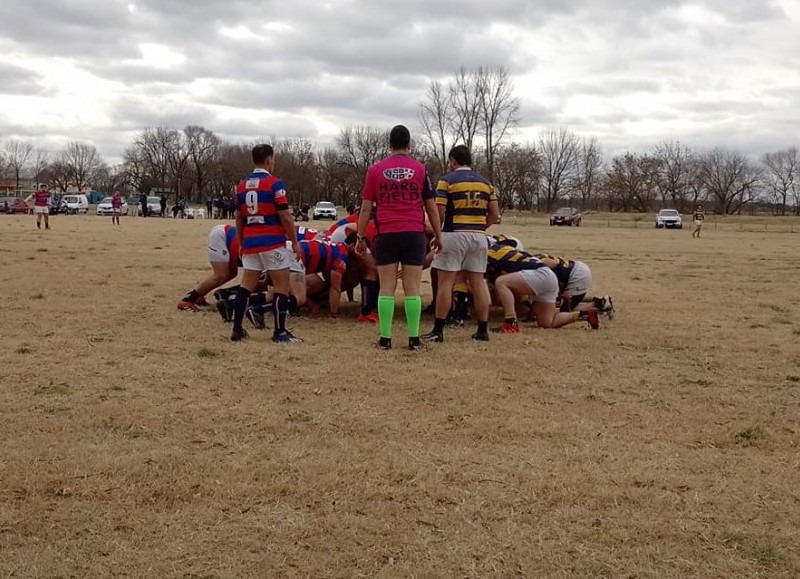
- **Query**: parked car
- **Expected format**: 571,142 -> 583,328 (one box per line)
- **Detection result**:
655,209 -> 682,229
62,194 -> 90,214
549,207 -> 582,226
313,201 -> 337,220
136,196 -> 163,216
96,196 -> 128,216
1,196 -> 32,214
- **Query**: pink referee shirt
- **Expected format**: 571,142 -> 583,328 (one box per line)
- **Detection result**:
361,154 -> 434,234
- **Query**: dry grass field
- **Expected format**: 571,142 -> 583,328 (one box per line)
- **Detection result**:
1,211 -> 799,578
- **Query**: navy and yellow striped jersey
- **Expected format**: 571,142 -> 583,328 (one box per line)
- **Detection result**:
487,244 -> 547,279
436,168 -> 497,233
533,254 -> 575,289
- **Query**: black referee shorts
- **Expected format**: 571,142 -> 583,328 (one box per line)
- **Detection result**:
373,232 -> 427,267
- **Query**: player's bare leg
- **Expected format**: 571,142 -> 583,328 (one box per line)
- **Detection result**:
465,272 -> 490,340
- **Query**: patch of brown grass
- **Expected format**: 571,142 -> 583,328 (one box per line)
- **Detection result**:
1,214 -> 798,577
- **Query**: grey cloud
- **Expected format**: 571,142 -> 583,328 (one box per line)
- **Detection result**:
0,62 -> 47,95
110,95 -> 217,130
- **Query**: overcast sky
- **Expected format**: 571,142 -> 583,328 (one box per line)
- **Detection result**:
1,0 -> 798,163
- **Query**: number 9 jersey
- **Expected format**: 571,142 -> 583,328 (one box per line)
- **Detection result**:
235,169 -> 290,254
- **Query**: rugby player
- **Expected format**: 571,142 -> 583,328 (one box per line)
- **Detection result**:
178,223 -> 240,311
533,253 -> 615,318
231,144 -> 303,343
33,183 -> 51,229
422,145 -> 499,343
487,243 -> 599,331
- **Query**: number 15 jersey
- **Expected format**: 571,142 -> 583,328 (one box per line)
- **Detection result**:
235,168 -> 289,254
436,167 -> 497,233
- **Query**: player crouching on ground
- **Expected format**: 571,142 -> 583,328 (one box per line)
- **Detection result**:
532,253 -> 614,319
244,235 -> 368,329
178,223 -> 240,311
487,243 -> 599,332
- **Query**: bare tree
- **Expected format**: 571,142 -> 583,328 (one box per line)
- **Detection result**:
450,67 -> 482,153
208,142 -> 251,197
651,141 -> 696,211
476,65 -> 520,182
492,143 -> 540,211
698,148 -> 761,214
92,163 -> 130,194
762,147 -> 799,216
125,127 -> 178,192
274,138 -> 317,206
4,139 -> 33,191
184,125 -> 221,202
573,137 -> 603,210
604,152 -> 660,213
44,160 -> 72,192
537,127 -> 579,212
61,141 -> 104,190
31,148 -> 50,187
418,80 -> 453,175
335,125 -> 387,200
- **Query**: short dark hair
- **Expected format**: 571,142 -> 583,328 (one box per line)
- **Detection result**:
448,145 -> 471,167
252,144 -> 274,165
389,125 -> 411,150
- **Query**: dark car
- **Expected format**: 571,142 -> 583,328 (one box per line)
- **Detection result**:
48,193 -> 66,215
549,207 -> 582,226
1,196 -> 32,214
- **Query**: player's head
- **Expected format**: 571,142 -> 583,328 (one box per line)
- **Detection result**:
252,144 -> 274,167
389,125 -> 411,151
448,145 -> 471,168
38,183 -> 48,191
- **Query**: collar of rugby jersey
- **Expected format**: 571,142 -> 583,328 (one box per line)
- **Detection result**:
251,168 -> 271,175
454,166 -> 472,171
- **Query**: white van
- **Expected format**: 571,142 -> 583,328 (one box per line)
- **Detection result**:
62,194 -> 89,214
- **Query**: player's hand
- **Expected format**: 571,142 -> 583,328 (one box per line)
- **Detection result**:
292,241 -> 303,263
431,236 -> 443,254
355,237 -> 367,257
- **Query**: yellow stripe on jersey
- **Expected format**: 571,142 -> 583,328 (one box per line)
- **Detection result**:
436,169 -> 497,232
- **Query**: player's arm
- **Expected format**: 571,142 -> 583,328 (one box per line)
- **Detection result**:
357,168 -> 375,248
356,200 -> 371,239
424,173 -> 443,251
235,205 -> 244,255
486,185 -> 500,227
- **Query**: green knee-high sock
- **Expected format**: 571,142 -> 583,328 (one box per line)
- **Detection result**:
405,296 -> 422,338
378,295 -> 395,339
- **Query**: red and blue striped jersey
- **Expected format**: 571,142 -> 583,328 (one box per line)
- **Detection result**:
325,214 -> 358,239
295,226 -> 319,241
224,224 -> 241,264
235,169 -> 289,254
300,240 -> 349,275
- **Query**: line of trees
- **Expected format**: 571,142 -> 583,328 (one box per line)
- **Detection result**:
2,65 -> 799,215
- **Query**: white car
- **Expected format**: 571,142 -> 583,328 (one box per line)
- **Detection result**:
313,201 -> 337,220
655,209 -> 682,229
96,197 -> 128,216
62,194 -> 89,214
